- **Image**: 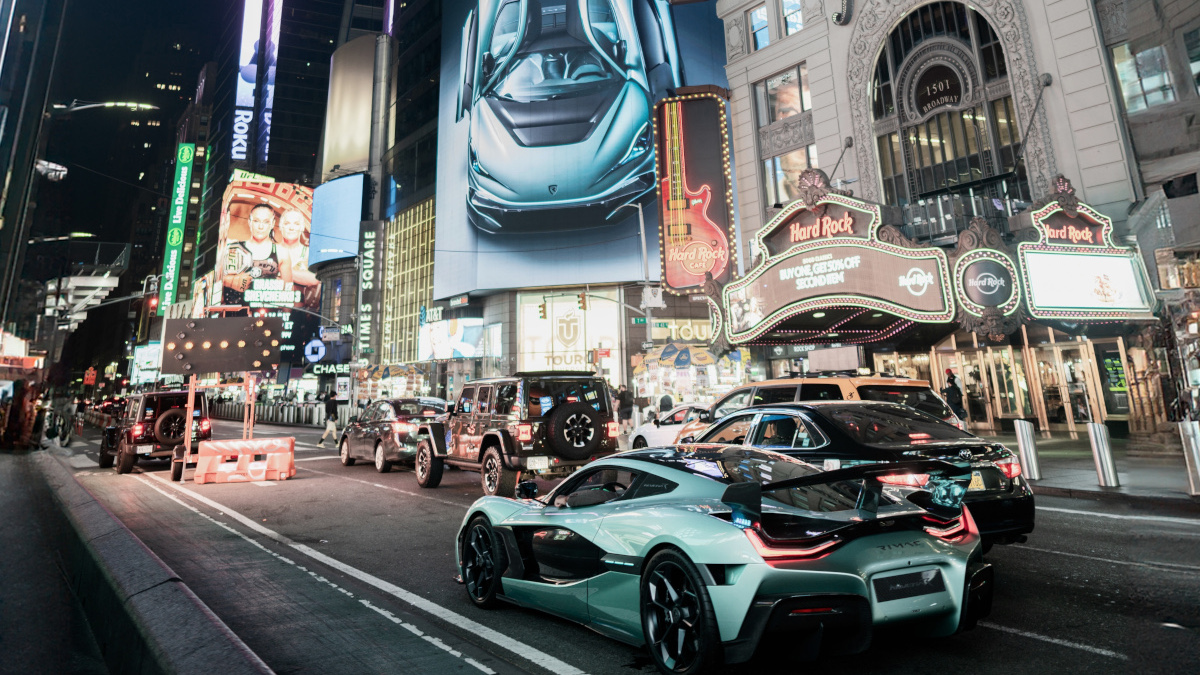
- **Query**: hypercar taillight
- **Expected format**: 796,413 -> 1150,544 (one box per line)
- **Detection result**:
995,455 -> 1022,479
744,528 -> 840,565
923,506 -> 976,543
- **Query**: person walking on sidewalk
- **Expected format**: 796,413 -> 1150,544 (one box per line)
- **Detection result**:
941,369 -> 968,420
616,385 -> 634,434
317,396 -> 340,448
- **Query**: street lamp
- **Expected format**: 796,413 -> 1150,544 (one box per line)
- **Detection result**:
50,100 -> 159,115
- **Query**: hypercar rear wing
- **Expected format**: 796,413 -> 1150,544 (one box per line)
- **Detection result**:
721,459 -> 970,527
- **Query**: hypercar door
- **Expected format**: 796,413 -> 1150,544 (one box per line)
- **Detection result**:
495,466 -> 638,622
457,9 -> 478,121
631,0 -> 682,97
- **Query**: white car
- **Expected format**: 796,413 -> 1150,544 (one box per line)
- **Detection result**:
629,404 -> 707,448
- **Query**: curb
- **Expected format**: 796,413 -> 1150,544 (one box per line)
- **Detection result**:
32,451 -> 274,675
1030,483 -> 1200,514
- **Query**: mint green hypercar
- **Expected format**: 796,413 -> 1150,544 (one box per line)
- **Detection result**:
455,445 -> 993,674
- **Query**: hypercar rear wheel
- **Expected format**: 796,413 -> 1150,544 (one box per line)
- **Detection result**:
641,549 -> 721,675
461,515 -> 506,609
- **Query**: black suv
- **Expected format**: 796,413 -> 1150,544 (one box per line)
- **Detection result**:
415,372 -> 619,497
98,391 -> 211,477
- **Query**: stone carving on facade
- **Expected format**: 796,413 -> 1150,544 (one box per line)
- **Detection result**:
758,111 -> 814,158
725,16 -> 746,61
1032,174 -> 1081,217
1095,0 -> 1127,45
847,0 -> 1057,204
876,224 -> 921,249
795,168 -> 850,208
952,216 -> 1008,255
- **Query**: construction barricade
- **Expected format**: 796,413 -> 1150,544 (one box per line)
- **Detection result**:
193,437 -> 296,485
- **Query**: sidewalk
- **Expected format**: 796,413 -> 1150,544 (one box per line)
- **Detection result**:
0,450 -> 106,675
979,433 -> 1198,505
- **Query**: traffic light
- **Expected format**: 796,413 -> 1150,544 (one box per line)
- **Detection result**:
147,296 -> 159,311
578,292 -> 588,310
538,302 -> 547,319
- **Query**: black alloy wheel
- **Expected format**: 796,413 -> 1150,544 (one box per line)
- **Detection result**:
340,439 -> 356,466
461,516 -> 505,608
415,440 -> 443,488
641,549 -> 720,675
480,448 -> 517,498
563,412 -> 595,449
154,408 -> 188,445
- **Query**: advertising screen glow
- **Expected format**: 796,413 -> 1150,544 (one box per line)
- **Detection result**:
310,174 -> 364,266
418,318 -> 486,361
434,0 -> 729,298
1023,252 -> 1153,312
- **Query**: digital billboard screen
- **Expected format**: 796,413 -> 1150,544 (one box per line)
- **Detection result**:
215,180 -> 320,358
434,0 -> 729,298
1023,252 -> 1153,312
310,174 -> 365,266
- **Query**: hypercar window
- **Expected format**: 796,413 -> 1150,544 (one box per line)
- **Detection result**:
702,414 -> 755,444
555,467 -> 640,507
490,1 -> 522,59
624,473 -> 677,500
749,413 -> 823,449
587,0 -> 620,46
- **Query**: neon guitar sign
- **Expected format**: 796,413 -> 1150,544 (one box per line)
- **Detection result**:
658,98 -> 731,289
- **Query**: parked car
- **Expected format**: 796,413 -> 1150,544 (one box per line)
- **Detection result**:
456,0 -> 681,232
415,371 -> 620,496
98,391 -> 211,478
628,404 -> 706,448
455,445 -> 992,673
688,401 -> 1034,551
338,397 -> 448,473
673,374 -> 962,442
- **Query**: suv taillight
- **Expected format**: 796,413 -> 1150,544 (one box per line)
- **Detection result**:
606,421 -> 618,438
132,423 -> 144,438
200,418 -> 211,433
517,424 -> 532,442
995,455 -> 1021,479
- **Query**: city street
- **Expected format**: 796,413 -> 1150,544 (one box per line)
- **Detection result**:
59,419 -> 1200,675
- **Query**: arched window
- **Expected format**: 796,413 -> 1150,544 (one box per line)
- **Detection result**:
871,2 -> 1029,229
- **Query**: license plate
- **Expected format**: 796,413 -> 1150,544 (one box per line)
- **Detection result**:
137,444 -> 155,454
967,470 -> 985,491
873,569 -> 947,602
526,456 -> 549,471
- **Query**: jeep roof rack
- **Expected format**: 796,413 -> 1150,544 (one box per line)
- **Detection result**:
512,371 -> 599,378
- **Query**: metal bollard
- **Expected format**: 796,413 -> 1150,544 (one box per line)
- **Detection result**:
1178,421 -> 1200,497
1087,422 -> 1120,487
1013,419 -> 1041,480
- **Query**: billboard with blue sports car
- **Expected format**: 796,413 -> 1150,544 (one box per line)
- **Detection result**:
434,0 -> 729,298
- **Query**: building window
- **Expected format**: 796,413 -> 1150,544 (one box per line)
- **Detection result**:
1185,29 -> 1200,95
754,65 -> 809,126
781,0 -> 803,36
974,11 -> 1006,81
333,279 -> 342,323
1111,43 -> 1176,113
763,144 -> 817,207
748,5 -> 769,51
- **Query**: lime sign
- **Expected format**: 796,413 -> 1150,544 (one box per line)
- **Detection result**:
158,142 -> 195,315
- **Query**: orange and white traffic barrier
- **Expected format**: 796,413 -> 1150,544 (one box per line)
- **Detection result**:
193,437 -> 296,485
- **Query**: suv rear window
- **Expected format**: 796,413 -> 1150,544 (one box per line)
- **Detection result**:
527,378 -> 610,417
143,393 -> 207,419
856,385 -> 953,420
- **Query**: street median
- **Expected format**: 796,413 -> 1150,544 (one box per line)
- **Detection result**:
33,451 -> 274,675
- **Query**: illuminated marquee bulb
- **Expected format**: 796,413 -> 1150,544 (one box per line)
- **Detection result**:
253,361 -> 262,368
237,340 -> 246,348
262,350 -> 270,357
219,340 -> 229,349
202,341 -> 211,349
184,342 -> 194,350
263,329 -> 271,337
166,342 -> 176,351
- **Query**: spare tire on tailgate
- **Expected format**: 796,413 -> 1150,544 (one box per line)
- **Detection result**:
154,408 -> 188,445
545,402 -> 602,460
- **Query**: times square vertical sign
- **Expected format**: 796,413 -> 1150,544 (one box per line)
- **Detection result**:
158,143 -> 195,315
231,0 -> 280,164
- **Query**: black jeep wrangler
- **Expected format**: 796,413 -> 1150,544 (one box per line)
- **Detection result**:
99,391 -> 211,477
415,372 -> 619,497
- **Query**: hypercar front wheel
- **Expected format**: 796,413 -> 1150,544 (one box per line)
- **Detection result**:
641,549 -> 721,675
461,515 -> 506,609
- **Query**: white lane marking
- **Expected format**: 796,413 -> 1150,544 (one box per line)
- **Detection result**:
1038,506 -> 1200,527
296,465 -> 466,509
136,476 -> 509,673
979,622 -> 1127,660
144,473 -> 587,675
294,456 -> 340,462
67,455 -> 96,468
251,481 -> 277,487
1012,545 -> 1200,574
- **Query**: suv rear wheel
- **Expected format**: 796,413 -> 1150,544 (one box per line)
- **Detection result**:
97,438 -> 114,468
415,440 -> 443,488
545,402 -> 602,460
480,447 -> 517,498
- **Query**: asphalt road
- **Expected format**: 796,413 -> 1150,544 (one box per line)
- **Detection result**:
61,419 -> 1200,675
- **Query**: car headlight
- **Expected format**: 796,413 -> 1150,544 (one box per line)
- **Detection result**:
617,123 -> 651,166
469,144 -> 491,178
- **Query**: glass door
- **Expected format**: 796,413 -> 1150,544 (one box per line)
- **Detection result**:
959,350 -> 995,431
1058,344 -> 1103,426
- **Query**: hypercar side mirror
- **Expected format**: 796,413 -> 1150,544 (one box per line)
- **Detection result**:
481,52 -> 495,80
517,480 -> 538,499
616,40 -> 627,64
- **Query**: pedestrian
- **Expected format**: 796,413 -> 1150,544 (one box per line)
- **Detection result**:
616,385 -> 634,434
658,391 -> 674,412
941,369 -> 967,420
317,395 -> 340,448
